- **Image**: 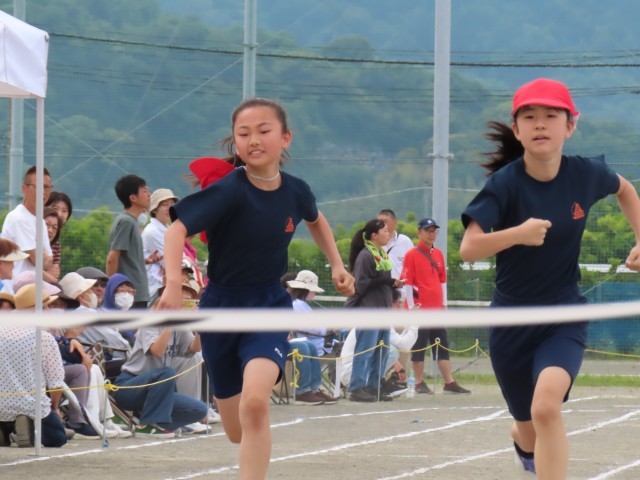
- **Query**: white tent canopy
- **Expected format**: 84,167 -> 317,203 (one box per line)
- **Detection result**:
0,10 -> 48,98
0,9 -> 49,455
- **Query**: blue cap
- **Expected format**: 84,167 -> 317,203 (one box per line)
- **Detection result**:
418,218 -> 439,230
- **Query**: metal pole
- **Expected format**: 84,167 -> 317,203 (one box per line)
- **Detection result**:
430,0 -> 452,261
9,0 -> 26,210
34,96 -> 45,455
242,0 -> 257,99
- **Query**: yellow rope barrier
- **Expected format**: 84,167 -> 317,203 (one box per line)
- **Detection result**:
0,359 -> 206,398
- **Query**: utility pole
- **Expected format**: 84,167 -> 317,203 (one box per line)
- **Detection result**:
242,0 -> 257,99
430,0 -> 452,260
9,0 -> 26,209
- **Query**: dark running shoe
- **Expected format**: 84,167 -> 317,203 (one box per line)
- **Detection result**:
443,381 -> 471,395
349,388 -> 376,403
415,381 -> 433,395
365,387 -> 393,402
14,415 -> 34,447
294,391 -> 325,406
381,380 -> 409,398
314,390 -> 339,405
514,448 -> 536,474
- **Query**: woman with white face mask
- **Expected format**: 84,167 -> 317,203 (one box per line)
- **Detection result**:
102,273 -> 137,346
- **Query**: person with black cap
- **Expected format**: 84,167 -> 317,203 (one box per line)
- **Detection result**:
401,218 -> 470,396
76,266 -> 109,308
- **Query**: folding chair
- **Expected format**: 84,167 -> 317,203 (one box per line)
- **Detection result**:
271,359 -> 291,405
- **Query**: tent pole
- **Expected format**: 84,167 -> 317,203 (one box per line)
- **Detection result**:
33,96 -> 45,455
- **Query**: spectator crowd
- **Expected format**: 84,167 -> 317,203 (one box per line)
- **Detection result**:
0,167 -> 468,448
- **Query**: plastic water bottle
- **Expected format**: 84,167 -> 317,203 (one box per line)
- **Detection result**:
407,369 -> 415,398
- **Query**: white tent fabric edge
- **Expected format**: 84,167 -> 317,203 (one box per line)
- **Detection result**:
0,9 -> 49,455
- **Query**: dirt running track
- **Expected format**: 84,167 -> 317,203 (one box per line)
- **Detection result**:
0,385 -> 638,480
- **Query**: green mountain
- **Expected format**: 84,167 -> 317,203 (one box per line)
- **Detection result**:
1,0 -> 639,228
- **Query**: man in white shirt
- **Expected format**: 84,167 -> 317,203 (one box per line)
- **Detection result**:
378,209 -> 414,281
1,166 -> 53,280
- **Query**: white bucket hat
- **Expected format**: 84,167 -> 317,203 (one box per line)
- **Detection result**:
287,270 -> 324,293
150,188 -> 179,213
59,272 -> 97,300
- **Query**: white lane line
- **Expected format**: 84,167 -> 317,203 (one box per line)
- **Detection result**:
588,458 -> 640,479
0,418 -> 305,468
374,409 -> 640,479
164,409 -> 507,479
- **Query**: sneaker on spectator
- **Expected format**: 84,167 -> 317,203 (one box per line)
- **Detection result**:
415,381 -> 433,395
206,407 -> 221,424
69,422 -> 100,440
314,390 -> 338,405
514,449 -> 536,475
294,391 -> 325,405
134,424 -> 175,438
381,379 -> 409,398
365,387 -> 393,402
64,427 -> 76,440
14,415 -> 34,447
182,422 -> 208,434
104,419 -> 132,438
443,381 -> 471,395
349,388 -> 376,403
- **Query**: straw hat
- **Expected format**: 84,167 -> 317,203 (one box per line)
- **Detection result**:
286,270 -> 324,293
14,284 -> 58,310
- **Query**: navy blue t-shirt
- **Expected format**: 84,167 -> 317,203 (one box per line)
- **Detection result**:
462,155 -> 619,299
171,168 -> 318,287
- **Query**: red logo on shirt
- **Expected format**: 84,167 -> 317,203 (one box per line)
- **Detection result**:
571,202 -> 585,220
284,217 -> 295,233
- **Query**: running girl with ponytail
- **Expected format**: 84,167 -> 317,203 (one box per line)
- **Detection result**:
460,78 -> 640,479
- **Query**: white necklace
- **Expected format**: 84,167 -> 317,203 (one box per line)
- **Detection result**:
242,166 -> 280,182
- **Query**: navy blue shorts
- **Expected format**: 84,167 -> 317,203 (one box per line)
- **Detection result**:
489,286 -> 588,421
198,282 -> 291,399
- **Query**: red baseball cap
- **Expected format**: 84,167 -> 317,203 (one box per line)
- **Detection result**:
511,78 -> 580,119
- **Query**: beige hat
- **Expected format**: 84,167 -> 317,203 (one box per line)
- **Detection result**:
59,272 -> 96,300
150,188 -> 179,213
0,250 -> 29,262
14,284 -> 58,310
287,270 -> 324,293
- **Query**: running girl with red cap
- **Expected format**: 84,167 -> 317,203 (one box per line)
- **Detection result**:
460,78 -> 640,479
157,98 -> 354,479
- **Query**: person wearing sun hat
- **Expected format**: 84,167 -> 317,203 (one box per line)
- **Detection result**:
460,78 -> 640,477
142,188 -> 180,302
0,238 -> 29,294
59,272 -> 98,310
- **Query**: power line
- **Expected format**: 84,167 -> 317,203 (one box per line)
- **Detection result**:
50,33 -> 640,68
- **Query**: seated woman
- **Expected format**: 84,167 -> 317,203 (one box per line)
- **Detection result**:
111,281 -> 208,437
0,285 -> 67,447
284,270 -> 337,405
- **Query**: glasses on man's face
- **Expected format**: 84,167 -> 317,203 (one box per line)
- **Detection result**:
24,184 -> 53,191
